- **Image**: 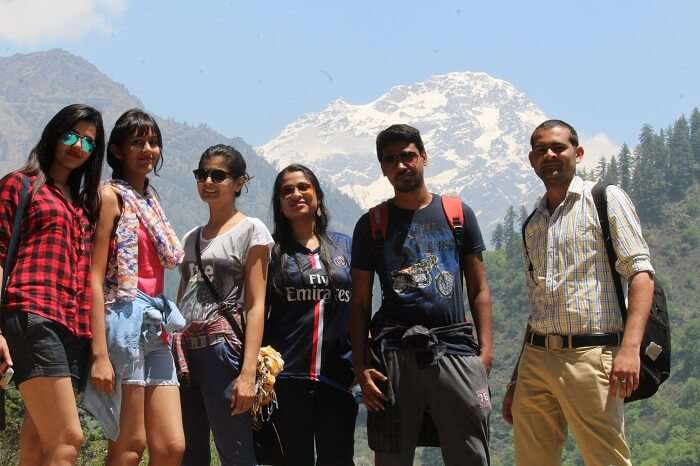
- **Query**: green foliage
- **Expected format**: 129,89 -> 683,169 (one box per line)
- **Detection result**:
618,143 -> 633,191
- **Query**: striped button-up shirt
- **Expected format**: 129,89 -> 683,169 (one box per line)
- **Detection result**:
523,176 -> 654,335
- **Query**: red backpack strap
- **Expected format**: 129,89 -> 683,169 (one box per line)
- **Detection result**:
441,195 -> 464,252
368,202 -> 389,240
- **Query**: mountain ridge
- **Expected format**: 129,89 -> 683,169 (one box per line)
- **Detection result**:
0,49 -> 363,237
258,71 -> 548,230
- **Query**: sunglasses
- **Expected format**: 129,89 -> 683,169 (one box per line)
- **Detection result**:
193,168 -> 233,183
62,131 -> 96,154
280,182 -> 314,198
381,150 -> 420,166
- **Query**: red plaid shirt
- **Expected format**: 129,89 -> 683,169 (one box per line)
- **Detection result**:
0,172 -> 93,338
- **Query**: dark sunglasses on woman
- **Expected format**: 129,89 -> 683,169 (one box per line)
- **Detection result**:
193,168 -> 233,183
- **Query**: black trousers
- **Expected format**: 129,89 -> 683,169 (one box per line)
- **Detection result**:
273,378 -> 358,466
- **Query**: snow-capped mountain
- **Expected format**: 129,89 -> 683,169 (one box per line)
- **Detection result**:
258,72 -> 547,232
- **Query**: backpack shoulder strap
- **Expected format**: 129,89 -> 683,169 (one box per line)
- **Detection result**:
591,182 -> 628,322
2,175 -> 31,298
441,195 -> 464,252
368,202 -> 389,241
521,208 -> 538,272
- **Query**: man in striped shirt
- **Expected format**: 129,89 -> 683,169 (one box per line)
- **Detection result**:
502,120 -> 655,466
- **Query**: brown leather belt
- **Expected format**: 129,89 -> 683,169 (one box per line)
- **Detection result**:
526,329 -> 622,350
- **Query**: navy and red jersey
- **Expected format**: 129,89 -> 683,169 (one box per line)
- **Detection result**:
0,172 -> 93,338
264,232 -> 353,391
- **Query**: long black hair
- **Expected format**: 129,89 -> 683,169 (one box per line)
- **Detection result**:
107,109 -> 164,180
19,103 -> 106,224
270,164 -> 339,295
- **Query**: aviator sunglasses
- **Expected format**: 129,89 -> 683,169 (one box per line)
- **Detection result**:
193,168 -> 233,183
381,150 -> 420,166
62,131 -> 96,154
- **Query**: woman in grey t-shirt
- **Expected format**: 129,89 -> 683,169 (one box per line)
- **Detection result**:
176,144 -> 273,466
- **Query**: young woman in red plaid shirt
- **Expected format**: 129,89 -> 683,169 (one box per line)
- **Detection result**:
89,109 -> 186,466
0,104 -> 106,466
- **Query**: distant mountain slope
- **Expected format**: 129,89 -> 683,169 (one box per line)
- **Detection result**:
0,49 -> 362,237
259,72 -> 548,230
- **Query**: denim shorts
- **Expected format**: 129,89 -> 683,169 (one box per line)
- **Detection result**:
122,337 -> 178,387
3,311 -> 90,390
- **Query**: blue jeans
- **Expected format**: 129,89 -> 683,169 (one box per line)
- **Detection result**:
180,341 -> 255,466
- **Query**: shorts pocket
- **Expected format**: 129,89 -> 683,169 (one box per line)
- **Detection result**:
4,311 -> 28,336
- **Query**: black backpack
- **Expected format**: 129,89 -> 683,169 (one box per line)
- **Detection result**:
591,183 -> 671,402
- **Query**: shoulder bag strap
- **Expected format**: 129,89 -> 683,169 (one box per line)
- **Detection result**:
194,227 -> 241,330
194,227 -> 222,302
591,182 -> 628,323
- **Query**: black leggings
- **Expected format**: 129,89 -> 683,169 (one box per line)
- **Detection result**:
273,378 -> 358,466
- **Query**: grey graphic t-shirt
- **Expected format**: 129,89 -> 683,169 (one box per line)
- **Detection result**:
178,217 -> 273,324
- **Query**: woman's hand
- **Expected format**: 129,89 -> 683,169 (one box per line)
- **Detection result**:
0,334 -> 13,375
231,372 -> 256,415
90,354 -> 115,393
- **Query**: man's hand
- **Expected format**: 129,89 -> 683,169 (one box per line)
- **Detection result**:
480,351 -> 493,376
231,372 -> 256,415
502,383 -> 515,425
610,346 -> 640,398
90,354 -> 115,393
0,334 -> 13,375
359,368 -> 387,411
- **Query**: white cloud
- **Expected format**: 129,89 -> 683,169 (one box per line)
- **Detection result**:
578,132 -> 620,171
0,0 -> 127,43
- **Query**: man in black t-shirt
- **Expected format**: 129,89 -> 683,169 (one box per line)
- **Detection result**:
350,124 -> 493,466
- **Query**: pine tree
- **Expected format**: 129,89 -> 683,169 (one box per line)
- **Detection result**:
492,223 -> 505,250
690,107 -> 700,181
518,205 -> 529,228
632,125 -> 657,220
618,144 -> 633,191
667,116 -> 692,200
579,167 -> 591,181
503,206 -> 516,249
595,158 -> 607,181
605,155 -> 620,185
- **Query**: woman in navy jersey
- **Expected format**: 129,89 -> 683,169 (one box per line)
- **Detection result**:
265,164 -> 357,466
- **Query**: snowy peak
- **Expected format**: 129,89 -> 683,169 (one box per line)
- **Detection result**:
258,71 -> 547,231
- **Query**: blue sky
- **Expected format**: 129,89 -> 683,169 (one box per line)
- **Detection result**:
1,0 -> 699,165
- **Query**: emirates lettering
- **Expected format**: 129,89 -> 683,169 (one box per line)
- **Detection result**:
285,287 -> 352,303
286,287 -> 331,302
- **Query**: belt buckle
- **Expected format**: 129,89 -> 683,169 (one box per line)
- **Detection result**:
546,334 -> 564,350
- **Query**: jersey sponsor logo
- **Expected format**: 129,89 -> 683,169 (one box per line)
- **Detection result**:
285,287 -> 351,303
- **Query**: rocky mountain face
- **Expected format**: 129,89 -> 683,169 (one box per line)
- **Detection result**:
258,72 -> 548,231
0,49 -> 362,237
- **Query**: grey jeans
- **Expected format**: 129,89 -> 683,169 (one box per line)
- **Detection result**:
368,350 -> 491,466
